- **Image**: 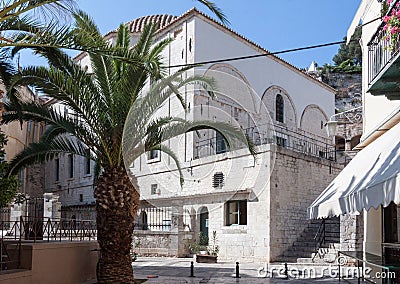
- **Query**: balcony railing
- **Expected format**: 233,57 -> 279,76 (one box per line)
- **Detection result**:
194,123 -> 336,161
368,0 -> 400,85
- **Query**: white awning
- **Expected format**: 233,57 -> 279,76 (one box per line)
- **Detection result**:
308,122 -> 400,219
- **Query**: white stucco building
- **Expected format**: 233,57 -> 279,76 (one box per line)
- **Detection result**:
45,9 -> 342,262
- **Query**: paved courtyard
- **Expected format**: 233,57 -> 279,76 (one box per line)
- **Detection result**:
132,257 -> 359,283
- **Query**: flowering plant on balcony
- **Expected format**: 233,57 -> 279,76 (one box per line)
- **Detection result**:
383,0 -> 400,50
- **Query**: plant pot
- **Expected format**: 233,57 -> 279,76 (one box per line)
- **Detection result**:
196,254 -> 217,263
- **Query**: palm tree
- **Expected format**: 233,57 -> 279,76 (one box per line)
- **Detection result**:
3,11 -> 253,282
0,0 -> 226,49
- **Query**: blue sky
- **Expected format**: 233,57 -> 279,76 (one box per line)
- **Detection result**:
20,0 -> 361,69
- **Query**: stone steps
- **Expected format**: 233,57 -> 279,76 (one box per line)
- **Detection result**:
275,217 -> 340,264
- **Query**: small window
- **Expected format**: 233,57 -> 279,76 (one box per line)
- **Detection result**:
68,154 -> 74,178
276,94 -> 284,123
216,132 -> 227,154
189,38 -> 192,52
213,172 -> 224,188
27,121 -> 32,132
233,107 -> 239,121
55,158 -> 60,181
225,200 -> 247,226
151,184 -> 159,195
85,150 -> 91,175
79,194 -> 83,202
148,149 -> 160,161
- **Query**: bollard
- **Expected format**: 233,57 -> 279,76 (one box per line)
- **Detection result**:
284,263 -> 289,280
235,262 -> 240,278
190,261 -> 194,277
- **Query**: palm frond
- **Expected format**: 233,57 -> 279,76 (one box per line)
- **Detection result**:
195,0 -> 229,24
8,135 -> 86,175
158,144 -> 184,187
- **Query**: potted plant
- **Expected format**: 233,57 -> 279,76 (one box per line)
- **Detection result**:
196,231 -> 219,263
208,230 -> 219,257
383,0 -> 400,50
131,236 -> 140,262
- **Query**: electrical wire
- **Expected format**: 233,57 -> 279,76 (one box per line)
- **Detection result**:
168,40 -> 350,69
167,15 -> 382,69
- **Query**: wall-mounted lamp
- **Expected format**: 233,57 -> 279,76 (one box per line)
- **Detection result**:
325,106 -> 363,137
325,120 -> 339,137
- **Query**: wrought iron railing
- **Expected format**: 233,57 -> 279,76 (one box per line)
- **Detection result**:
194,123 -> 336,161
0,216 -> 97,242
368,0 -> 400,85
312,219 -> 326,262
133,206 -> 172,231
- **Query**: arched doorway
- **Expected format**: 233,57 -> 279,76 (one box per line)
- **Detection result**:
199,207 -> 209,244
139,211 -> 148,230
350,135 -> 361,150
335,136 -> 345,151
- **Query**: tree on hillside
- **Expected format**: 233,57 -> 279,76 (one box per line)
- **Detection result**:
0,131 -> 19,207
333,27 -> 362,66
3,11 -> 254,283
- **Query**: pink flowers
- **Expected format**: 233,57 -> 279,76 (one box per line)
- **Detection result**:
383,0 -> 400,50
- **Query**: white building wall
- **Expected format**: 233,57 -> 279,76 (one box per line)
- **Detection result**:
43,102 -> 95,208
41,11 -> 337,261
128,13 -> 336,261
193,16 -> 335,125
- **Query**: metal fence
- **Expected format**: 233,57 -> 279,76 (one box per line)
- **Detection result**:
194,123 -> 336,161
0,208 -> 10,230
134,206 -> 172,231
0,216 -> 97,242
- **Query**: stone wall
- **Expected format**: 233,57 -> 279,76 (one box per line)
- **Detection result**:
133,230 -> 193,257
269,146 -> 343,260
322,72 -> 363,150
340,212 -> 364,252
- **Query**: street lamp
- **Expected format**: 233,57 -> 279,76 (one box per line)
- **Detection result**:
325,120 -> 339,137
325,106 -> 363,137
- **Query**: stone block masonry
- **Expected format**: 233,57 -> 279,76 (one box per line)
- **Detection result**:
269,146 -> 343,261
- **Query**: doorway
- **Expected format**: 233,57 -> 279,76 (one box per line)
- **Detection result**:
199,207 -> 209,244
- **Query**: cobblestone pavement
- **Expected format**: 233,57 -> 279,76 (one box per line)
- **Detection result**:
132,257 -> 358,283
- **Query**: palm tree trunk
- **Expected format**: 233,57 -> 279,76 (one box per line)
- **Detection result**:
94,166 -> 140,283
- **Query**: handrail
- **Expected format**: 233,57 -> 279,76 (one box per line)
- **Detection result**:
312,219 -> 326,261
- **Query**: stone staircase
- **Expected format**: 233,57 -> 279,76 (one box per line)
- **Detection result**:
276,217 -> 340,264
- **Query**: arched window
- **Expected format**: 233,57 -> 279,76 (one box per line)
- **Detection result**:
276,94 -> 284,123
